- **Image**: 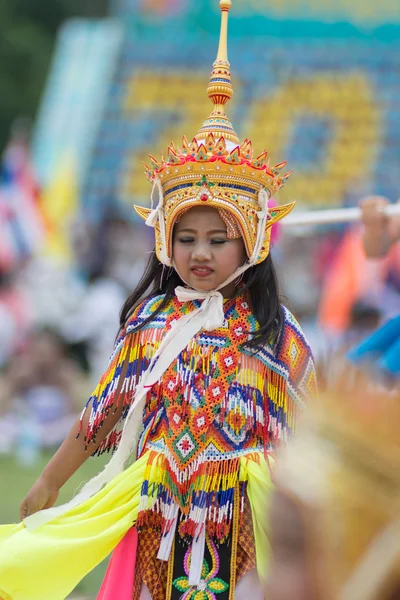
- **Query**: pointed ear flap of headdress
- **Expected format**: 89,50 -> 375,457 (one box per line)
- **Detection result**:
134,205 -> 152,221
266,201 -> 296,229
255,201 -> 296,265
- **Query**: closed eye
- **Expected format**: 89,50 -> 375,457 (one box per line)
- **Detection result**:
210,239 -> 228,244
177,237 -> 195,244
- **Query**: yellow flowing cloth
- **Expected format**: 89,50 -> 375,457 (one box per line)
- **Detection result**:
0,452 -> 272,600
241,454 -> 274,583
0,452 -> 148,600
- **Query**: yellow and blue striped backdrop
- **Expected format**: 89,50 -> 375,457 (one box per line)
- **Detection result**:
83,0 -> 400,218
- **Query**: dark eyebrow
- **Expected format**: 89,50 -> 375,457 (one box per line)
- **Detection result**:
176,228 -> 227,234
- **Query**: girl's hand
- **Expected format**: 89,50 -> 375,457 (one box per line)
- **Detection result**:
20,476 -> 60,521
360,196 -> 394,258
361,196 -> 389,231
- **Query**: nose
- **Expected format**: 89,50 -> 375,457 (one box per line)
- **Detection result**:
191,241 -> 212,262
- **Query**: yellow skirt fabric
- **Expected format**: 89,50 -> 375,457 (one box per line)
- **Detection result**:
0,452 -> 272,600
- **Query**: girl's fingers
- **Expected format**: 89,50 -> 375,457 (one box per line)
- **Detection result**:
361,196 -> 389,227
20,499 -> 29,521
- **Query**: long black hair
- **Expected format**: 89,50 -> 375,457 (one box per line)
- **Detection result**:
120,250 -> 284,350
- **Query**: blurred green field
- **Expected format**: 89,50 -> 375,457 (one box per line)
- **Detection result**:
0,452 -> 109,598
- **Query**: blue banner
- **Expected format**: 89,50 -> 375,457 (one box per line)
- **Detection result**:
33,19 -> 123,187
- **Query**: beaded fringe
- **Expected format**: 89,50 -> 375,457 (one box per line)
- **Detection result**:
78,326 -> 164,453
136,452 -> 260,543
76,296 -> 313,460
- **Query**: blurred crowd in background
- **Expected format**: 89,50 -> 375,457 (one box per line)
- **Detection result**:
0,0 -> 399,465
0,120 -> 152,459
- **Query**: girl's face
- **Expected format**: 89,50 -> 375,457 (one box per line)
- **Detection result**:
173,206 -> 246,296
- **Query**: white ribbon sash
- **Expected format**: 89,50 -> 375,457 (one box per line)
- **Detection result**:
25,288 -> 225,530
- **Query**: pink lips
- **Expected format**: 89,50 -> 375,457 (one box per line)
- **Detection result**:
191,266 -> 214,278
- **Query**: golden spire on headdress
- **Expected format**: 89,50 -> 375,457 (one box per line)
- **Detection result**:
135,0 -> 295,268
196,0 -> 239,144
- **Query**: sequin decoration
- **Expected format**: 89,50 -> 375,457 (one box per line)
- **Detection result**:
218,208 -> 241,239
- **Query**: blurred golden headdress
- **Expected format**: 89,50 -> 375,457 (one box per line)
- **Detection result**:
276,369 -> 400,600
134,0 -> 294,267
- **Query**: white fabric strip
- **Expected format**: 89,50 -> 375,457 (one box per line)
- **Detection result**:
145,178 -> 171,266
188,526 -> 206,586
156,504 -> 179,561
250,188 -> 269,263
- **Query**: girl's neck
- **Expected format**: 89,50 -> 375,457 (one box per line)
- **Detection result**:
219,282 -> 239,298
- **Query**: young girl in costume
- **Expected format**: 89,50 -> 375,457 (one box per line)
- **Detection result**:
0,2 -> 316,599
348,196 -> 400,378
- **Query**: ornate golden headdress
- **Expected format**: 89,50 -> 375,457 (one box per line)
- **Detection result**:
275,369 -> 400,600
134,0 -> 294,267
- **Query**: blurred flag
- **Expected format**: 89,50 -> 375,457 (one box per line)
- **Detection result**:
40,156 -> 78,262
318,226 -> 400,335
0,138 -> 45,272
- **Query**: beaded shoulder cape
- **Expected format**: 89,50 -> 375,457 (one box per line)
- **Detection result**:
81,293 -> 316,540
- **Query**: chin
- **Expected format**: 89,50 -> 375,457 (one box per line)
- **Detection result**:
188,277 -> 217,291
192,282 -> 214,291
